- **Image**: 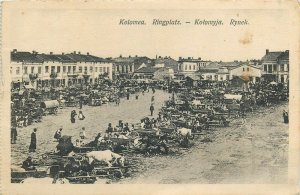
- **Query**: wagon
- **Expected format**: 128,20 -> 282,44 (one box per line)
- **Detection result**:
88,98 -> 102,106
40,100 -> 59,115
11,169 -> 48,183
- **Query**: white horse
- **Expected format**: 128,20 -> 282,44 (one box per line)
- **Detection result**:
85,150 -> 125,167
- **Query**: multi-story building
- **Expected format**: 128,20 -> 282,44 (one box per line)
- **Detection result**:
10,50 -> 113,89
261,49 -> 289,83
177,57 -> 210,77
112,55 -> 153,79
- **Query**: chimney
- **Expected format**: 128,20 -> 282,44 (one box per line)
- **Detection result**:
50,52 -> 53,55
135,55 -> 138,57
285,50 -> 289,53
12,49 -> 17,53
266,49 -> 269,54
159,56 -> 161,59
87,52 -> 90,55
120,54 -> 122,58
73,51 -> 76,54
129,55 -> 131,58
179,57 -> 182,60
198,57 -> 201,60
188,57 -> 191,60
62,52 -> 64,55
78,51 -> 81,54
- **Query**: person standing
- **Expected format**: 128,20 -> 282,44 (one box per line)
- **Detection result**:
283,110 -> 289,123
150,104 -> 154,116
126,92 -> 130,100
70,110 -> 77,123
78,110 -> 85,120
11,126 -> 17,144
80,127 -> 87,139
29,128 -> 37,152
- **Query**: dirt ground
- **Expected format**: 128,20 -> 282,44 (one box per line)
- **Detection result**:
120,102 -> 288,184
11,90 -> 170,166
11,90 -> 288,184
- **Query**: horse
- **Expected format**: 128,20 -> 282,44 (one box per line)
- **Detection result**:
85,150 -> 125,167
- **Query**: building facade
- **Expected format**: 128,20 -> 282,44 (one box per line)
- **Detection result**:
10,50 -> 113,89
178,57 -> 210,76
261,49 -> 289,83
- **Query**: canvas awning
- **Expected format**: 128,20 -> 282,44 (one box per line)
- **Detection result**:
24,84 -> 34,89
224,94 -> 242,100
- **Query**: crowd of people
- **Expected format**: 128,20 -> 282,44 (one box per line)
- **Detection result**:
14,78 -> 289,171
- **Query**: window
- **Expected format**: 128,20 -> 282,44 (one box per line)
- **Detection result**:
57,66 -> 61,73
84,66 -> 87,73
193,65 -> 195,70
243,67 -> 245,71
226,75 -> 230,80
264,65 -> 267,72
31,67 -> 34,73
214,75 -> 218,80
189,65 -> 191,70
107,67 -> 110,74
280,64 -> 284,72
116,65 -> 119,72
79,66 -> 82,73
67,66 -> 71,73
103,67 -> 106,72
247,67 -> 249,71
24,67 -> 28,74
45,66 -> 49,73
273,64 -> 277,71
268,64 -> 273,73
63,66 -> 66,73
90,67 -> 93,72
16,67 -> 20,75
250,76 -> 253,81
38,67 -> 41,74
73,66 -> 76,73
129,65 -> 132,72
185,65 -> 187,70
100,67 -> 103,72
51,66 -> 55,72
95,67 -> 98,72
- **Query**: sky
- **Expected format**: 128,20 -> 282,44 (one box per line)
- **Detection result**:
4,6 -> 291,61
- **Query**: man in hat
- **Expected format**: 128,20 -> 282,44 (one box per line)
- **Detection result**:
21,156 -> 36,171
29,128 -> 37,152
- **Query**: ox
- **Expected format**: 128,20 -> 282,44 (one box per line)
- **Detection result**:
86,150 -> 125,167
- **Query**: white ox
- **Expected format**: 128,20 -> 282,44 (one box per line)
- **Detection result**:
21,177 -> 69,184
86,150 -> 125,167
177,128 -> 192,137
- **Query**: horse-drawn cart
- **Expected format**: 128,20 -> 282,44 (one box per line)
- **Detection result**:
40,100 -> 59,115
